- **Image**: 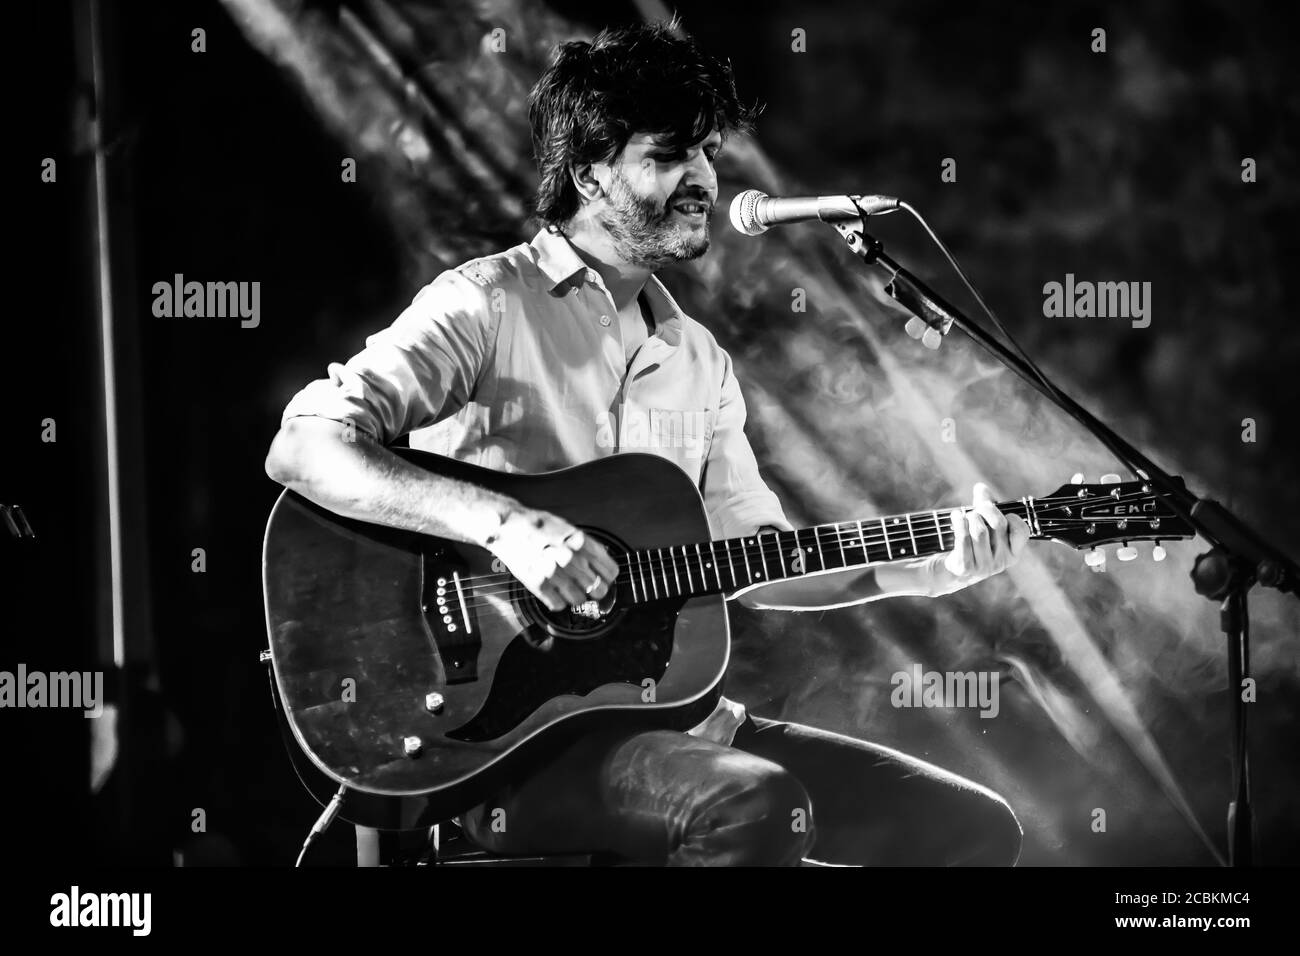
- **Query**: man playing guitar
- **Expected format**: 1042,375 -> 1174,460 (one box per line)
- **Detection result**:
265,20 -> 1029,866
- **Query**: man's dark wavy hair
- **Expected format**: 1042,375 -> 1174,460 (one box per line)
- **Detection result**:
527,18 -> 761,227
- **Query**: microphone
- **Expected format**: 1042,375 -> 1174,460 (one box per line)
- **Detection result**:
729,189 -> 900,236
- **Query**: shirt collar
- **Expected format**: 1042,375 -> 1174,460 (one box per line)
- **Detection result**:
532,225 -> 590,291
530,226 -> 685,347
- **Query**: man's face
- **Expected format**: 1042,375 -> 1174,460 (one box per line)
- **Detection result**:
593,129 -> 722,268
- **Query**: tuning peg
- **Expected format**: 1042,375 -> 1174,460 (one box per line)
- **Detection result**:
921,326 -> 943,349
1152,542 -> 1167,562
1101,473 -> 1121,484
1070,472 -> 1085,484
1085,548 -> 1106,570
904,316 -> 927,340
1117,542 -> 1138,561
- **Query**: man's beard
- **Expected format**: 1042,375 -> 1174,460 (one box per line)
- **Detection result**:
597,168 -> 710,268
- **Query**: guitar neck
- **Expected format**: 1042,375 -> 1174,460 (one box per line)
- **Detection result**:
619,499 -> 1041,604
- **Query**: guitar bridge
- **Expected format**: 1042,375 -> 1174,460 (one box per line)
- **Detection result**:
423,556 -> 482,684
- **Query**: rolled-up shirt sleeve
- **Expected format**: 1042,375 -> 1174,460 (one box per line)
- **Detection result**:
700,350 -> 793,539
280,269 -> 495,444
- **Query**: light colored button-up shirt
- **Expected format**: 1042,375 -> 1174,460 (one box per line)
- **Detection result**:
280,225 -> 793,744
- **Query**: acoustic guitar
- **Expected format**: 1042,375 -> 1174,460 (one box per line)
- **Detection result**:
261,450 -> 1194,828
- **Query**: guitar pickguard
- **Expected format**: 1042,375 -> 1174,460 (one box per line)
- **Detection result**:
447,601 -> 684,742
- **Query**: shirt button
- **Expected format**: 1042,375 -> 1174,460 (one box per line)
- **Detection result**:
599,315 -> 611,326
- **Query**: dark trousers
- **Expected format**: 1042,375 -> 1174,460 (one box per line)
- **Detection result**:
461,714 -> 1023,866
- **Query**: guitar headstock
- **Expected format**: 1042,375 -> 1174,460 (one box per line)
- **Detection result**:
1031,473 -> 1196,568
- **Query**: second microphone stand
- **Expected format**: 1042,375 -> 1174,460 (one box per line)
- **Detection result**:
827,207 -> 1297,867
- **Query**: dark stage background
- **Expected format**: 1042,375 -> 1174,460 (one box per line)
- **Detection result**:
12,0 -> 1299,867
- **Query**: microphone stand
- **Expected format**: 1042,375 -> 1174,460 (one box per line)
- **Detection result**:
827,208 -> 1297,867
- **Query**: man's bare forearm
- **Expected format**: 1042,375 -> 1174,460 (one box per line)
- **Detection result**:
733,561 -> 931,611
263,416 -> 512,547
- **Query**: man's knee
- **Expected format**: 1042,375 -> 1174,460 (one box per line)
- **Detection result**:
682,755 -> 816,866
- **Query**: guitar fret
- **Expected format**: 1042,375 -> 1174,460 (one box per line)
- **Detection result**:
725,539 -> 737,587
773,531 -> 787,578
813,526 -> 826,569
627,555 -> 639,603
740,537 -> 753,582
666,547 -> 681,595
794,529 -> 807,575
755,537 -> 769,580
879,518 -> 893,560
904,513 -> 918,556
834,522 -> 847,567
932,510 -> 945,551
682,545 -> 695,593
700,543 -> 718,592
855,520 -> 867,566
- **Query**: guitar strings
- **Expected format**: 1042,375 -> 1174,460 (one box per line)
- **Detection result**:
444,489 -> 1169,611
455,489 -> 1156,595
451,490 -> 1164,605
454,501 -> 1033,602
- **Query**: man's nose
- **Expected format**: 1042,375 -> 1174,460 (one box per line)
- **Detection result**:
682,152 -> 717,197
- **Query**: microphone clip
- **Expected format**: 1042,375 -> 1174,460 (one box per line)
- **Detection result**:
886,270 -> 955,350
831,219 -> 954,350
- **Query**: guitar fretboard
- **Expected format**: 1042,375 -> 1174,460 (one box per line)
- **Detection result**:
619,500 -> 1039,603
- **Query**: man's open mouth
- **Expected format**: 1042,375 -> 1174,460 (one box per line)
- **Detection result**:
672,201 -> 711,217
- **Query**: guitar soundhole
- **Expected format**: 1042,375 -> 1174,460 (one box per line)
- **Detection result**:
518,527 -> 630,642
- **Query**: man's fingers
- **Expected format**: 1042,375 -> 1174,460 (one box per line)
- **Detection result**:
551,575 -> 587,607
1007,513 -> 1031,556
584,542 -> 620,582
972,484 -> 1005,551
534,581 -> 566,612
966,509 -> 992,570
561,555 -> 608,599
948,508 -> 971,576
977,507 -> 1008,566
532,548 -> 559,580
547,542 -> 576,568
973,485 -> 1006,535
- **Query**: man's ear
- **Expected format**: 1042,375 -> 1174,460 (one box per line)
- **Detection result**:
569,160 -> 605,204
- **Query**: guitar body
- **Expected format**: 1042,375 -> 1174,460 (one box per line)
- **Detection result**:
262,451 -> 726,828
